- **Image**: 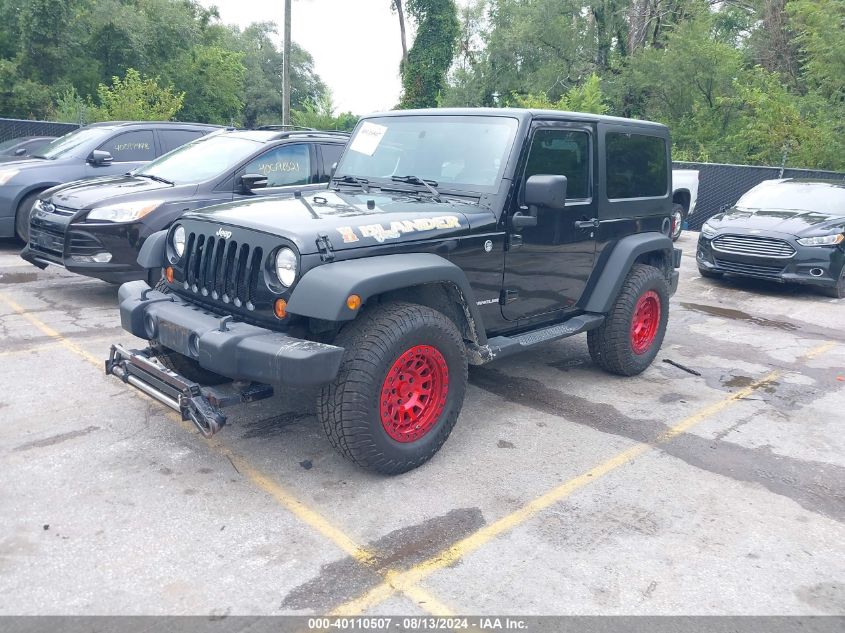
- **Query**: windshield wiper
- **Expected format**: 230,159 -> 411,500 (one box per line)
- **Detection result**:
391,175 -> 442,202
136,173 -> 174,185
333,175 -> 370,193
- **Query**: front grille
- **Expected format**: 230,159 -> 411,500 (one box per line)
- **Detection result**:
67,230 -> 104,257
712,234 -> 795,258
180,232 -> 264,310
714,258 -> 785,278
29,225 -> 64,258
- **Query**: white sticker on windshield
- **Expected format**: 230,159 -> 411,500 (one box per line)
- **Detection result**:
349,122 -> 388,156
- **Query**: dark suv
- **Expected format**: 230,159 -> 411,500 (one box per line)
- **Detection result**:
0,121 -> 218,241
106,108 -> 681,474
21,129 -> 348,284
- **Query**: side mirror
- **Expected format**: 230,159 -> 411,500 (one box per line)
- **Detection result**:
88,150 -> 114,166
239,173 -> 269,194
525,174 -> 567,210
14,148 -> 26,156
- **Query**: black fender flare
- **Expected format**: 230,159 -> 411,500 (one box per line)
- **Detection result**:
286,253 -> 487,344
137,229 -> 168,270
584,232 -> 674,314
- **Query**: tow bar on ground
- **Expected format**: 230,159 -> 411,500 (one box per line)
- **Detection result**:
105,344 -> 274,437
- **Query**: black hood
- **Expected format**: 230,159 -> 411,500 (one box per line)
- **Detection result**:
184,190 -> 486,255
47,174 -> 184,210
710,206 -> 845,237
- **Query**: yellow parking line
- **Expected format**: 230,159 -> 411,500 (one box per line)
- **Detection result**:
331,342 -> 835,615
0,290 -> 454,615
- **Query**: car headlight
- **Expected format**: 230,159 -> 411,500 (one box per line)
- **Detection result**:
0,169 -> 19,186
87,200 -> 163,222
275,248 -> 297,287
172,225 -> 186,257
796,234 -> 844,247
701,221 -> 718,239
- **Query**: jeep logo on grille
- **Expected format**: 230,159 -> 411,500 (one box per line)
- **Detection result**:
216,228 -> 232,240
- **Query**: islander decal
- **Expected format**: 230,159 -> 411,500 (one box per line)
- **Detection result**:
337,215 -> 462,244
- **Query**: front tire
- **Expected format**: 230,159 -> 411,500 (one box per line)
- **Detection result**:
14,192 -> 41,243
820,268 -> 845,299
318,301 -> 468,474
588,264 -> 669,376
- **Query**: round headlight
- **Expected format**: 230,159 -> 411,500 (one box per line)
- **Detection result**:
173,225 -> 186,257
275,248 -> 297,287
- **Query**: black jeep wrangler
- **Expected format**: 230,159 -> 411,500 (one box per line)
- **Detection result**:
106,108 -> 680,474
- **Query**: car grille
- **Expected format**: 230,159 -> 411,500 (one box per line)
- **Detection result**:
180,231 -> 264,311
712,234 -> 795,258
43,203 -> 76,217
714,258 -> 785,279
67,230 -> 104,257
29,225 -> 65,258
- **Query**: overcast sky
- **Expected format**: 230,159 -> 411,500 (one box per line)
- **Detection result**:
200,0 -> 470,116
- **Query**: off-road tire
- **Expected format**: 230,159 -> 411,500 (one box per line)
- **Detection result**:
318,301 -> 468,475
588,264 -> 669,376
14,191 -> 41,243
820,268 -> 845,299
698,266 -> 723,279
670,203 -> 685,242
149,278 -> 228,385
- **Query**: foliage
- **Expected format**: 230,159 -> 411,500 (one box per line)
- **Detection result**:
0,0 -> 335,127
292,93 -> 359,131
440,0 -> 845,171
400,0 -> 460,108
95,69 -> 185,121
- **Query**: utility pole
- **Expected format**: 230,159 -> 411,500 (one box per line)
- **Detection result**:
282,0 -> 292,125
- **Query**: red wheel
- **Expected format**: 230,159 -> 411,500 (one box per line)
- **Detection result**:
630,290 -> 661,355
380,345 -> 449,442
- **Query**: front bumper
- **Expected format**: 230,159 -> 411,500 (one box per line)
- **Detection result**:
118,280 -> 344,386
697,234 -> 844,288
23,208 -> 148,283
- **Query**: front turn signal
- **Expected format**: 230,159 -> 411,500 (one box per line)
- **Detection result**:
346,294 -> 362,311
274,298 -> 288,319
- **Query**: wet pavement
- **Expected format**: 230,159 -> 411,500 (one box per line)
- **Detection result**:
0,232 -> 843,616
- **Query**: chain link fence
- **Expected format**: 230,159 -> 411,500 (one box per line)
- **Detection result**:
675,161 -> 845,230
0,117 -> 80,144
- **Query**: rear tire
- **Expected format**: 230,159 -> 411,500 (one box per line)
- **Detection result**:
588,264 -> 669,376
317,301 -> 468,474
670,203 -> 685,242
14,192 -> 41,243
150,278 -> 228,385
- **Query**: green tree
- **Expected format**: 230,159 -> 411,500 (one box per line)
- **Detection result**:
166,46 -> 244,124
401,0 -> 460,108
96,68 -> 185,120
292,93 -> 359,131
511,74 -> 609,114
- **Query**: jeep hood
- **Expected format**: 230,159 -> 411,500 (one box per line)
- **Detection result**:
711,206 -> 845,237
183,190 -> 485,254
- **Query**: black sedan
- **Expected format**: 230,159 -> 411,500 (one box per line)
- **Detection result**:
21,128 -> 347,284
697,179 -> 845,298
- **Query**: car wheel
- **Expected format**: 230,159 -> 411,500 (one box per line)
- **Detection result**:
670,203 -> 685,242
698,266 -> 723,279
318,301 -> 468,474
820,268 -> 845,299
588,264 -> 669,376
149,278 -> 228,385
14,192 -> 41,243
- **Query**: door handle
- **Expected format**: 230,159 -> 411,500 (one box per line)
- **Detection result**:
574,218 -> 599,229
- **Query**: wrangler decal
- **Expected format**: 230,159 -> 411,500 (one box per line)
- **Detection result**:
337,215 -> 461,244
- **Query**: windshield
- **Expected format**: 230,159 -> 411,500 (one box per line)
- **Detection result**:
737,181 -> 845,215
135,135 -> 263,185
336,115 -> 519,192
35,127 -> 112,159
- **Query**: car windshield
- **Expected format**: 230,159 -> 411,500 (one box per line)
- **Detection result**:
737,182 -> 845,215
34,127 -> 112,159
135,135 -> 264,185
336,115 -> 520,192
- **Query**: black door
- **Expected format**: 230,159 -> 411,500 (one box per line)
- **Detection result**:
234,143 -> 322,199
502,121 -> 598,321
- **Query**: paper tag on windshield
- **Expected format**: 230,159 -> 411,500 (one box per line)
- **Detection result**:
349,122 -> 388,156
